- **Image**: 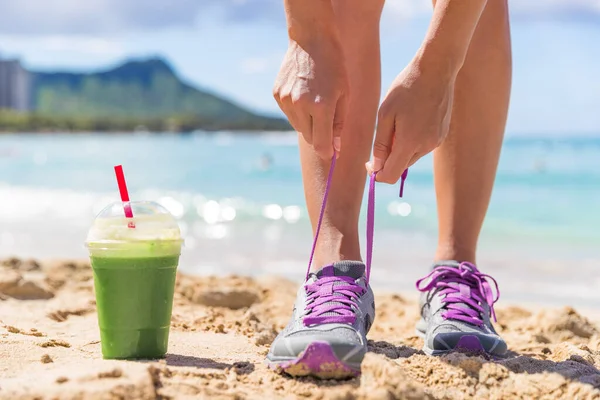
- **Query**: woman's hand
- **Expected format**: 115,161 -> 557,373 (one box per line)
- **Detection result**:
366,0 -> 488,183
274,0 -> 349,160
367,58 -> 455,183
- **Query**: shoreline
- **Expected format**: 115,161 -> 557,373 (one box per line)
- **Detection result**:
1,257 -> 599,399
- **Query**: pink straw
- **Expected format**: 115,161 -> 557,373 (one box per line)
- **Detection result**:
114,165 -> 135,228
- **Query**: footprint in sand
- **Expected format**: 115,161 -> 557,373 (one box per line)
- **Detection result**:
41,354 -> 53,363
4,325 -> 45,337
38,339 -> 71,348
47,306 -> 94,322
0,269 -> 55,300
97,368 -> 123,379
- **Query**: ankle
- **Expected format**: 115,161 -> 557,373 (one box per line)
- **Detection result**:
434,243 -> 476,265
310,233 -> 362,272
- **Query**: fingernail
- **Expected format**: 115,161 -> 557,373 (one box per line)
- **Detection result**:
373,157 -> 384,172
365,161 -> 373,175
333,137 -> 341,152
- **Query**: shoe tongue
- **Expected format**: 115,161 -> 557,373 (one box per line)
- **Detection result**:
432,260 -> 479,273
432,261 -> 484,318
315,261 -> 365,280
432,260 -> 460,270
307,261 -> 365,323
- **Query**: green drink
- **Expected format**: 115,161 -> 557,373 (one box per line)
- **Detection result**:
86,201 -> 183,359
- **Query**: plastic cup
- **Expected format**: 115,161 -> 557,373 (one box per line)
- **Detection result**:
85,201 -> 183,359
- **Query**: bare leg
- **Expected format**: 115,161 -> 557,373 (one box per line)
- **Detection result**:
433,0 -> 512,263
299,0 -> 385,270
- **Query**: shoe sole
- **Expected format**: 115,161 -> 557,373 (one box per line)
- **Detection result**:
422,334 -> 498,357
267,341 -> 360,380
416,319 -> 506,358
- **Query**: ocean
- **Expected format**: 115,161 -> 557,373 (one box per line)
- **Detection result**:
0,132 -> 598,308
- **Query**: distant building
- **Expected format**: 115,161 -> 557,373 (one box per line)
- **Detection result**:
0,57 -> 31,111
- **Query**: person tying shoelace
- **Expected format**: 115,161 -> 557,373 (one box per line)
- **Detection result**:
266,0 -> 512,379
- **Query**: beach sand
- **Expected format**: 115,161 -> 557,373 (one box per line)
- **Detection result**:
1,257 -> 599,400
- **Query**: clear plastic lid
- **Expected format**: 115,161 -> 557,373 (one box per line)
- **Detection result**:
86,201 -> 182,256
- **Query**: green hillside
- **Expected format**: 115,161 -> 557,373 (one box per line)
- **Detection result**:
28,57 -> 289,131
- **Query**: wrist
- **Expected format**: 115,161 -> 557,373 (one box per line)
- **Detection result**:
287,23 -> 338,48
414,40 -> 465,81
285,0 -> 337,44
415,0 -> 487,79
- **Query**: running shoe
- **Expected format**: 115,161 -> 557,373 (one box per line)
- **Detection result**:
266,261 -> 375,379
416,260 -> 507,356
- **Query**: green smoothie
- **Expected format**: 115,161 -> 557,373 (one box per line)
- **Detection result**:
86,202 -> 183,360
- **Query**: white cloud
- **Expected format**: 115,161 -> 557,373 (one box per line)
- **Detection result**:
384,0 -> 600,21
241,57 -> 270,74
0,0 -> 598,37
240,54 -> 283,75
386,0 -> 600,19
0,0 -> 283,36
0,0 -> 203,35
41,36 -> 124,56
511,0 -> 600,16
0,35 -> 125,57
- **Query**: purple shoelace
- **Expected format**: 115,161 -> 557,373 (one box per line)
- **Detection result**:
303,152 -> 408,326
303,268 -> 367,325
415,262 -> 500,327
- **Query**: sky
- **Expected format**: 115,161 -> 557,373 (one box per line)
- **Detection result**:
0,0 -> 599,135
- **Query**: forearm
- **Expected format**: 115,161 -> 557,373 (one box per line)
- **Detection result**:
417,0 -> 488,77
284,0 -> 337,43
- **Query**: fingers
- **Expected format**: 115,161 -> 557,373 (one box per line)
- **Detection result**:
290,109 -> 313,144
367,105 -> 395,175
368,147 -> 426,183
377,129 -> 421,184
311,104 -> 335,160
274,89 -> 344,160
367,99 -> 427,183
407,151 -> 426,168
377,149 -> 427,184
332,94 -> 348,154
296,113 -> 313,144
376,144 -> 414,184
275,92 -> 313,144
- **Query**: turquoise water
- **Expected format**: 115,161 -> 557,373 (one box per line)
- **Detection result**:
0,132 -> 598,306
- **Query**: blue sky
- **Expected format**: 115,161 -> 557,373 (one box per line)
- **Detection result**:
0,0 -> 599,135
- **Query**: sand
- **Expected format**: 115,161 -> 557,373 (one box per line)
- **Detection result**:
1,257 -> 599,400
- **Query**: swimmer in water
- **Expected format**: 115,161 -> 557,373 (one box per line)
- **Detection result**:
259,153 -> 273,171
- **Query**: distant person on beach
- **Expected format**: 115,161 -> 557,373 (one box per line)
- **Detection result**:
266,0 -> 511,378
259,153 -> 273,171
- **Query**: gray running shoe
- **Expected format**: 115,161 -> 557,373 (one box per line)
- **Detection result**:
416,261 -> 507,357
266,261 -> 375,379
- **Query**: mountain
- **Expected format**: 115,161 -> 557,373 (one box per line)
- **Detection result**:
29,57 -> 290,131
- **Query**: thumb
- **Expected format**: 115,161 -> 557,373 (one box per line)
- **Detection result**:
332,93 -> 348,154
368,108 -> 395,173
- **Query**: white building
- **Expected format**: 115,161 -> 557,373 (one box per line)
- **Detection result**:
0,57 -> 31,111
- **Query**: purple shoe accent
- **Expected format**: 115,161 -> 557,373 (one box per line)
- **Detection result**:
455,335 -> 485,352
415,262 -> 500,327
269,342 -> 359,379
